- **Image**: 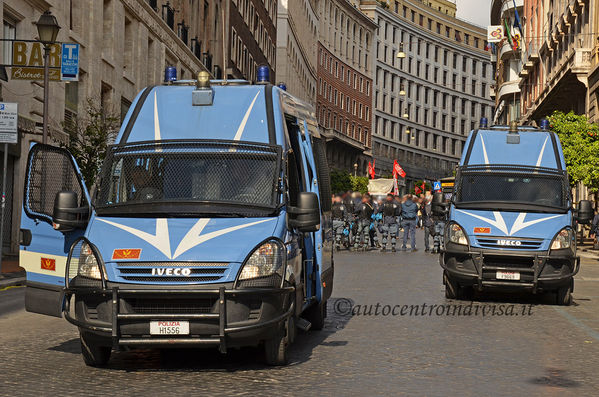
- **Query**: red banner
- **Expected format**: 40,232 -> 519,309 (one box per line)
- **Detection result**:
393,160 -> 406,178
368,160 -> 376,179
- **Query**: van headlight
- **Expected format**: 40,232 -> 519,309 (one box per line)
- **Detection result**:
238,240 -> 285,282
551,228 -> 573,250
78,242 -> 102,279
448,223 -> 468,245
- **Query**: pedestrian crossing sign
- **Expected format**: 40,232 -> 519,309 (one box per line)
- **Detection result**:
433,181 -> 441,191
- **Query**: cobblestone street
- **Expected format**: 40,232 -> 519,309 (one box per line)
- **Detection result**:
2,234 -> 599,396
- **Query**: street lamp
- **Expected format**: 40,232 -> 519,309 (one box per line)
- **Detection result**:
353,163 -> 358,177
396,42 -> 406,58
399,84 -> 406,96
36,10 -> 61,144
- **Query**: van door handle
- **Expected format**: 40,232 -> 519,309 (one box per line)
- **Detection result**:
20,229 -> 32,246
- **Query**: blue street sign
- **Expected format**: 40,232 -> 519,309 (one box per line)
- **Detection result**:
61,43 -> 79,81
433,181 -> 441,191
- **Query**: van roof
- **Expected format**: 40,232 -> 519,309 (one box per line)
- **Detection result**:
115,84 -> 273,145
460,128 -> 566,169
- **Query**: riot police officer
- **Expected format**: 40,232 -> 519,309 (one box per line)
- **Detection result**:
354,193 -> 375,251
342,191 -> 356,248
378,194 -> 401,252
332,194 -> 347,251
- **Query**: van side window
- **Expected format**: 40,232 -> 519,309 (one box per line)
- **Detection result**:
287,150 -> 301,207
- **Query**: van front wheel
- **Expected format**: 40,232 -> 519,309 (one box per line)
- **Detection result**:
264,323 -> 289,366
79,331 -> 111,367
555,282 -> 573,306
304,300 -> 327,331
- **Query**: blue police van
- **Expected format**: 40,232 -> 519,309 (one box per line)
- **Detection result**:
19,67 -> 333,366
434,119 -> 593,305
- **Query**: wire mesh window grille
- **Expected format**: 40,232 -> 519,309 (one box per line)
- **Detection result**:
96,140 -> 282,211
455,165 -> 568,209
24,145 -> 87,223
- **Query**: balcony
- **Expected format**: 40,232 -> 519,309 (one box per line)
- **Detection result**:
499,42 -> 515,61
500,0 -> 523,16
523,41 -> 540,70
497,80 -> 520,100
571,48 -> 592,74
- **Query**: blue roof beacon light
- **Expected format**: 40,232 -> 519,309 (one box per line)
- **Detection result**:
257,65 -> 270,84
479,117 -> 488,129
277,82 -> 287,91
540,119 -> 550,130
164,66 -> 177,83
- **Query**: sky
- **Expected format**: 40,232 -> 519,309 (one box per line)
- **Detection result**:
455,0 -> 491,27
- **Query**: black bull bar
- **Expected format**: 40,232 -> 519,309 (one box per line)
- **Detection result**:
63,237 -> 294,353
62,286 -> 295,353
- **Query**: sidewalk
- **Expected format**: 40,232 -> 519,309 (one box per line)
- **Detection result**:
0,259 -> 25,289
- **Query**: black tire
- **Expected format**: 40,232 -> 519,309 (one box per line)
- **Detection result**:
556,281 -> 573,306
304,300 -> 327,331
264,324 -> 289,366
444,271 -> 466,300
80,332 -> 111,367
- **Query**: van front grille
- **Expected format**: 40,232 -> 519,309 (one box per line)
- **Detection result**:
115,262 -> 230,284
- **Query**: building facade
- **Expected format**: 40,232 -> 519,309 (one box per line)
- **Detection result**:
229,0 -> 277,82
490,0 -> 523,124
590,1 -> 599,122
518,0 -> 592,123
276,0 -> 318,103
0,0 -> 219,257
361,0 -> 494,186
317,0 -> 377,173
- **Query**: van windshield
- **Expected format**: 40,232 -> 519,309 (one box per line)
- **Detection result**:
455,165 -> 568,212
95,141 -> 281,216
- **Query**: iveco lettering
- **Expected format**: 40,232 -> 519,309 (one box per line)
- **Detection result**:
19,67 -> 333,367
433,118 -> 593,305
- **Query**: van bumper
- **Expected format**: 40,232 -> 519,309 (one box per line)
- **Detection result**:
440,243 -> 579,292
63,282 -> 295,352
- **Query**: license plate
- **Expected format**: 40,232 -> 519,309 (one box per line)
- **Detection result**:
150,321 -> 189,335
496,271 -> 520,280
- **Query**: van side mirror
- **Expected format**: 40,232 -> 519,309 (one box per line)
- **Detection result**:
431,192 -> 446,216
288,192 -> 320,232
576,200 -> 593,224
52,191 -> 89,232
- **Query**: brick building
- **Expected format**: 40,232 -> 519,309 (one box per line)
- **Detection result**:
316,0 -> 377,173
229,0 -> 277,82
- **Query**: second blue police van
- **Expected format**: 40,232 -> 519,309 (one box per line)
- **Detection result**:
434,120 -> 593,305
19,67 -> 333,366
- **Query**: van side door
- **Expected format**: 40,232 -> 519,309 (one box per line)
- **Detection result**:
20,144 -> 90,317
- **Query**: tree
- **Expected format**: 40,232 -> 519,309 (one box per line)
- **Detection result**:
61,99 -> 121,188
548,111 -> 599,191
330,169 -> 353,194
351,175 -> 369,194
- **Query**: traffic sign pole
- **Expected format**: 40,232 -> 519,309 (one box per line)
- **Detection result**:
0,143 -> 7,273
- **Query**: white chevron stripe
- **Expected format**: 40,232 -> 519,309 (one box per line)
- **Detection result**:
233,91 -> 261,141
480,135 -> 489,165
154,91 -> 161,142
173,218 -> 275,259
535,136 -> 549,167
509,213 -> 561,235
97,218 -> 277,260
97,218 -> 172,258
456,210 -> 509,235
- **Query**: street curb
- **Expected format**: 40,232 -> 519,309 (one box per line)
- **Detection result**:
0,272 -> 26,289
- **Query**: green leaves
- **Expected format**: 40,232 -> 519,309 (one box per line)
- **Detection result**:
330,170 -> 369,194
548,111 -> 599,191
60,99 -> 120,189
